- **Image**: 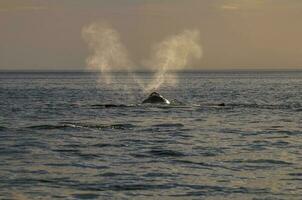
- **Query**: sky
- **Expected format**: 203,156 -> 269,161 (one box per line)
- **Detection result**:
0,0 -> 302,71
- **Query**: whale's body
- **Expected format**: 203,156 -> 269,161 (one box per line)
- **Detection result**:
142,92 -> 170,104
142,92 -> 225,106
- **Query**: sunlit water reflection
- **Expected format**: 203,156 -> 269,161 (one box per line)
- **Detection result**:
0,71 -> 301,199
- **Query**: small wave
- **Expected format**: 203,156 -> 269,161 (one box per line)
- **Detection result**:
269,130 -> 301,136
227,103 -> 301,110
143,172 -> 175,178
73,122 -> 136,130
26,123 -> 136,131
288,173 -> 302,176
132,149 -> 186,158
6,177 -> 73,187
169,184 -> 269,197
98,172 -> 129,177
193,146 -> 226,157
46,162 -> 108,170
108,123 -> 136,130
93,143 -> 127,148
271,140 -> 290,147
152,105 -> 193,109
26,124 -> 80,130
54,149 -> 80,153
147,149 -> 186,157
0,148 -> 31,155
152,123 -> 184,128
109,183 -> 174,191
72,194 -> 99,199
174,159 -> 230,170
91,104 -> 132,109
198,103 -> 226,107
0,126 -> 7,131
229,159 -> 293,165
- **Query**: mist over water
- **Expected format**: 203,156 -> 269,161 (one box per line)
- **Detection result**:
82,23 -> 202,92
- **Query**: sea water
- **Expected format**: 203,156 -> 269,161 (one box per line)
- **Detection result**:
0,71 -> 301,199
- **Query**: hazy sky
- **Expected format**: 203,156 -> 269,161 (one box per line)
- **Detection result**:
0,0 -> 302,70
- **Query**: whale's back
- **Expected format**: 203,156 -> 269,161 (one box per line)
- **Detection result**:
142,92 -> 170,104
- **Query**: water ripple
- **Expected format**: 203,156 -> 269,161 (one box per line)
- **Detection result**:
25,123 -> 137,130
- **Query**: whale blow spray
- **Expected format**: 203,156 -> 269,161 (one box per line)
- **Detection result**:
82,23 -> 131,84
144,30 -> 202,92
82,22 -> 203,95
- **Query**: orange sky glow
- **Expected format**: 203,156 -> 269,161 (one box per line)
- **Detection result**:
0,0 -> 302,70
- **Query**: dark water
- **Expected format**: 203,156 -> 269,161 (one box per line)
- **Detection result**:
0,71 -> 301,199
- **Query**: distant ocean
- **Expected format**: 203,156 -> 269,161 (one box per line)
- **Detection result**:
0,71 -> 301,199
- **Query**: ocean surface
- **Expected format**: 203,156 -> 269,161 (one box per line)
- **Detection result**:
0,71 -> 301,200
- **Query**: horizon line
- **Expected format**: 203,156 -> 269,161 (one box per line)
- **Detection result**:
1,69 -> 302,73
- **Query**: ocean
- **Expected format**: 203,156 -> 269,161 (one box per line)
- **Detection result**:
0,71 -> 301,199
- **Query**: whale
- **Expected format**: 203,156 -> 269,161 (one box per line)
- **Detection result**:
142,92 -> 170,104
